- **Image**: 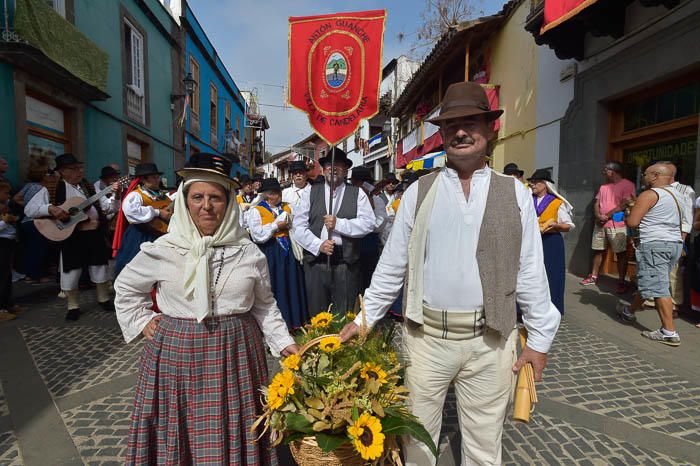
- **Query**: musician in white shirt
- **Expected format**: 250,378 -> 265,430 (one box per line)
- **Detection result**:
93,164 -> 121,220
24,154 -> 118,321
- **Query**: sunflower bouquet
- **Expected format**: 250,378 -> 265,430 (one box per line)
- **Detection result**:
254,302 -> 436,465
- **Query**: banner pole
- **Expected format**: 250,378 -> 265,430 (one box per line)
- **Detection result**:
327,145 -> 336,276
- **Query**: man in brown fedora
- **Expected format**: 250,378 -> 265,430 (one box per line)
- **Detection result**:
341,82 -> 561,464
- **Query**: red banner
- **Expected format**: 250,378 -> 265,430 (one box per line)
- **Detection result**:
541,0 -> 598,34
288,10 -> 386,146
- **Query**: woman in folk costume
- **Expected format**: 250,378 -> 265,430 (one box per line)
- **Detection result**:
528,168 -> 575,314
112,163 -> 172,278
247,178 -> 308,329
114,153 -> 298,465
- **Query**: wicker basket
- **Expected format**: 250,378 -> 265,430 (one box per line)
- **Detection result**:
289,436 -> 365,466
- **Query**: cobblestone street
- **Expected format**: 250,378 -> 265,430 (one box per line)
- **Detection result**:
1,276 -> 699,465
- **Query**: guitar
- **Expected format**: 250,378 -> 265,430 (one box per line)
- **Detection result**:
35,176 -> 131,242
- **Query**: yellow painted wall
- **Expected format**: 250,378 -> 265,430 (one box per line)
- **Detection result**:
488,0 -> 538,178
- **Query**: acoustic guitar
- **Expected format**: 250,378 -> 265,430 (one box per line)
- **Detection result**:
35,176 -> 130,242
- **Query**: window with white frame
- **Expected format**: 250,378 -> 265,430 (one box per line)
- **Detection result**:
45,0 -> 66,17
124,19 -> 146,123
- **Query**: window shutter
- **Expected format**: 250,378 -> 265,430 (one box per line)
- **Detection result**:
131,28 -> 144,96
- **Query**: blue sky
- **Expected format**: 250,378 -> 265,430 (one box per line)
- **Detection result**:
190,0 -> 507,153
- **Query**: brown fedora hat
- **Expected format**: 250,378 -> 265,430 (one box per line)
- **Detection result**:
426,82 -> 503,125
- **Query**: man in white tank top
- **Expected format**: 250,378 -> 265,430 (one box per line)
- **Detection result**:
617,163 -> 683,346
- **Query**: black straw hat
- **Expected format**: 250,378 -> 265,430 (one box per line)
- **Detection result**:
318,148 -> 353,169
527,168 -> 554,183
289,160 -> 309,173
503,163 -> 524,177
384,172 -> 399,183
134,163 -> 162,178
259,178 -> 282,193
100,166 -> 120,179
55,153 -> 83,169
177,153 -> 240,189
350,166 -> 373,183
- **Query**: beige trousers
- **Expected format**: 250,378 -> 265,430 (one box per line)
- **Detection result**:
670,262 -> 683,307
403,326 -> 517,466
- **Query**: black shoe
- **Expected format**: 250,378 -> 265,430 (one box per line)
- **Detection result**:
99,300 -> 115,312
65,308 -> 81,321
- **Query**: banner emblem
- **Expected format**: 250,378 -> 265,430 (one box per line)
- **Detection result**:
289,10 -> 386,146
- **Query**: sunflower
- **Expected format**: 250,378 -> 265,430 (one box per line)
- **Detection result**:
282,354 -> 301,371
360,362 -> 388,385
319,336 -> 341,353
347,412 -> 385,461
346,310 -> 356,320
310,312 -> 334,328
267,370 -> 295,410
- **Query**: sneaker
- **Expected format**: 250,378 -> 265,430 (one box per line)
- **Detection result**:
616,282 -> 628,294
0,311 -> 16,322
580,274 -> 598,286
616,302 -> 636,322
641,328 -> 680,347
65,308 -> 81,321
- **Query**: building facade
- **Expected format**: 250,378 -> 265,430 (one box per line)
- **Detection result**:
182,3 -> 248,178
526,0 -> 700,276
0,0 -> 182,186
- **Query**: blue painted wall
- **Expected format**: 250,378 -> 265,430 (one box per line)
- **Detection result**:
185,4 -> 248,177
76,0 -> 177,183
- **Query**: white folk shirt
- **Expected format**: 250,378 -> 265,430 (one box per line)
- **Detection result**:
114,242 -> 295,355
292,182 -> 376,256
282,184 -> 310,211
670,181 -> 695,234
248,204 -> 286,243
122,190 -> 161,224
24,181 -> 116,221
357,167 -> 561,353
94,180 -> 119,220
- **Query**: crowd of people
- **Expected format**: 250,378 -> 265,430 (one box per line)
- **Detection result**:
0,80 -> 696,464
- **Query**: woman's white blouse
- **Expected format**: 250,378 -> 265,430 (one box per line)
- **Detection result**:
114,241 -> 295,355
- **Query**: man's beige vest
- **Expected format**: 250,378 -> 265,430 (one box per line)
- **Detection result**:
403,170 -> 522,340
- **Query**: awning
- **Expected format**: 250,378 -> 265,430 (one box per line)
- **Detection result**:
541,0 -> 599,34
406,151 -> 446,171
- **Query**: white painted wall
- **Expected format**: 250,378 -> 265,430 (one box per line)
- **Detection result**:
534,46 -> 575,183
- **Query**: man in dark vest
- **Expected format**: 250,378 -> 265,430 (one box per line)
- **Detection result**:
24,153 -> 117,321
379,172 -> 399,206
292,149 -> 375,315
340,82 -> 561,464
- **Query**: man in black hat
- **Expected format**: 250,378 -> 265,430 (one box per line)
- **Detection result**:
113,163 -> 171,278
503,162 -> 525,183
24,154 -> 118,320
94,164 -> 122,221
379,172 -> 400,206
291,149 -> 375,315
282,160 -> 311,210
236,175 -> 256,206
252,174 -> 264,195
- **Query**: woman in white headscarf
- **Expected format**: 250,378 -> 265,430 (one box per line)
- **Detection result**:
528,169 -> 575,315
115,153 -> 298,465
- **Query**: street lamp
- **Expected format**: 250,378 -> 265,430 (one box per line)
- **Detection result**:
171,72 -> 197,102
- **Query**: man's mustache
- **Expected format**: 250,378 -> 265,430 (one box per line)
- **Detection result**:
451,136 -> 474,146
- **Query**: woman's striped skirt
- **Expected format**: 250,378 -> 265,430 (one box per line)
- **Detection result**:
126,313 -> 276,465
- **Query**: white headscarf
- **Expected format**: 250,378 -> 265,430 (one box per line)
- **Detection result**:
155,172 -> 251,321
544,180 -> 574,212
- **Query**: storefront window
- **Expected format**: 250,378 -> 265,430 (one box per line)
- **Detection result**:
623,136 -> 697,188
623,82 -> 700,132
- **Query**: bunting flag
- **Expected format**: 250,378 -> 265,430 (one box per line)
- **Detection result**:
288,10 -> 386,146
541,0 -> 599,34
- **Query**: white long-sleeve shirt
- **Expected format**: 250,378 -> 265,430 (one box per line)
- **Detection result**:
282,184 -> 310,211
24,181 -> 116,221
121,190 -> 160,224
94,180 -> 119,220
114,241 -> 295,355
356,167 -> 561,353
670,181 -> 695,234
291,182 -> 376,256
248,205 -> 286,244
